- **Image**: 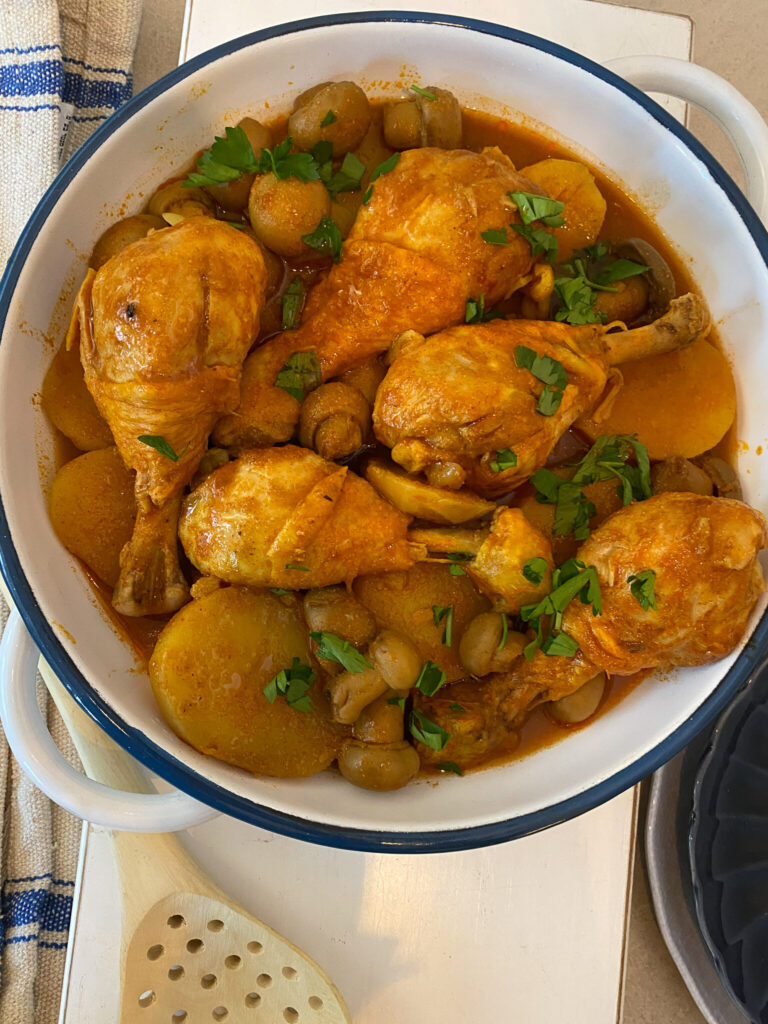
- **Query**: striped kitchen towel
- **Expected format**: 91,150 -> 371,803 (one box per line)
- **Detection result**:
0,3 -> 141,1021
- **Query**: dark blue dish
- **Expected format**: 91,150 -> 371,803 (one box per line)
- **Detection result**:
691,655 -> 768,1024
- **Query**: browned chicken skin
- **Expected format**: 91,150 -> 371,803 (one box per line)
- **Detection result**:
374,293 -> 710,496
417,492 -> 767,767
213,146 -> 541,449
76,219 -> 267,614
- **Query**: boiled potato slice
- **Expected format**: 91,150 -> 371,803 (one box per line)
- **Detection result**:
49,446 -> 135,586
354,562 -> 490,682
150,587 -> 343,778
576,337 -> 736,459
42,341 -> 113,451
365,460 -> 494,524
519,158 -> 607,261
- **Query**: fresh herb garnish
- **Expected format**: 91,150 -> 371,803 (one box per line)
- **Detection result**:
597,258 -> 650,285
449,565 -> 467,577
628,569 -> 658,611
490,447 -> 518,473
183,125 -> 258,187
511,223 -> 559,262
410,84 -> 437,100
553,245 -> 650,325
531,434 -> 651,540
369,152 -> 400,182
301,215 -> 343,262
309,631 -> 372,673
432,605 -> 454,646
515,345 -> 568,416
481,227 -> 510,246
465,293 -> 504,324
324,152 -> 366,195
509,190 -> 565,227
281,279 -> 304,331
554,274 -> 607,326
409,709 -> 450,750
437,761 -> 463,776
274,350 -> 322,401
414,660 -> 447,697
523,557 -> 549,586
270,588 -> 292,596
450,702 -> 465,712
320,109 -> 338,127
256,136 -> 320,182
284,563 -> 310,571
498,613 -> 509,651
362,185 -> 374,205
263,657 -> 315,712
137,435 -> 189,462
446,551 -> 473,577
387,695 -> 406,711
521,559 -> 602,660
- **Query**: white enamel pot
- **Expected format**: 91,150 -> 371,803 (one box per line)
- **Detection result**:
2,14 -> 768,850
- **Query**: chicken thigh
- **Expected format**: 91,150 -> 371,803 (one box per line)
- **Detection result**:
416,491 -> 767,767
75,219 -> 267,614
374,293 -> 709,496
213,147 -> 542,449
179,446 -> 425,589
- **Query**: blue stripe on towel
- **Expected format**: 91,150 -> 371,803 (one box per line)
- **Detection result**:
63,55 -> 130,77
0,102 -> 60,112
2,889 -> 73,931
0,43 -> 59,57
0,59 -> 62,98
63,69 -> 131,111
4,873 -> 74,886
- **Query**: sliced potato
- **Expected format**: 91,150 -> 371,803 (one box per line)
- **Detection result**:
150,586 -> 343,778
49,447 -> 136,586
365,460 -> 494,524
519,158 -> 607,260
576,337 -> 736,460
42,341 -> 113,451
354,562 -> 490,682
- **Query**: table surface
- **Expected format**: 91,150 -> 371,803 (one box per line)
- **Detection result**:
128,3 -> 768,1022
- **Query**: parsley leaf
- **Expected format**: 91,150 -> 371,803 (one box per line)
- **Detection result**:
449,565 -> 467,577
481,227 -> 510,246
597,258 -> 650,285
522,557 -> 549,585
490,448 -> 518,473
270,588 -> 292,596
387,695 -> 406,711
541,632 -> 580,657
274,350 -> 322,401
628,569 -> 658,611
520,560 -> 602,660
320,109 -> 338,127
284,563 -> 309,571
409,709 -> 450,750
446,551 -> 473,576
554,275 -> 606,326
256,137 -> 320,182
309,631 -> 372,673
281,279 -> 304,331
432,605 -> 454,646
410,85 -> 436,100
301,215 -> 343,262
369,152 -> 400,183
362,185 -> 374,205
465,293 -> 504,324
437,761 -> 463,776
450,702 -> 465,712
325,152 -> 366,195
183,125 -> 258,187
509,190 -> 565,227
414,660 -> 447,696
137,435 -> 189,462
511,223 -> 558,262
263,657 -> 315,712
498,613 -> 509,651
515,345 -> 569,416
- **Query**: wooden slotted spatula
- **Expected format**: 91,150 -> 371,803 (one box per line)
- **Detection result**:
40,662 -> 352,1024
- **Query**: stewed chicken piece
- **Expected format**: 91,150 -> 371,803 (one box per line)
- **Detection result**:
416,492 -> 767,768
75,219 -> 267,615
374,293 -> 709,496
179,446 -> 425,589
213,146 -> 543,449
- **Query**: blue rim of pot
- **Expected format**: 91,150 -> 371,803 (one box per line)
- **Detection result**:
1,11 -> 768,853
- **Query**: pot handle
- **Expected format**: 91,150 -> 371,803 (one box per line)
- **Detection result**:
0,608 -> 218,832
606,56 -> 768,223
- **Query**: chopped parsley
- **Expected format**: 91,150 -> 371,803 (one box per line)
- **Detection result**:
410,85 -> 437,100
183,125 -> 259,187
362,185 -> 374,205
554,243 -> 650,325
515,345 -> 568,416
137,435 -> 189,462
387,695 -> 406,711
301,215 -> 343,262
263,657 -> 315,712
628,570 -> 658,611
465,293 -> 504,324
281,278 -> 304,330
414,660 -> 447,697
531,434 -> 651,539
490,447 -> 518,473
320,109 -> 338,127
409,709 -> 450,750
522,557 -> 549,586
284,563 -> 310,571
324,152 -> 365,195
269,588 -> 292,596
450,702 -> 465,713
481,227 -> 510,246
309,631 -> 372,673
509,190 -> 565,227
437,761 -> 463,776
511,223 -> 559,262
521,558 -> 602,660
274,350 -> 322,401
256,136 -> 321,182
498,613 -> 509,651
432,605 -> 454,646
369,152 -> 400,182
446,551 -> 474,577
